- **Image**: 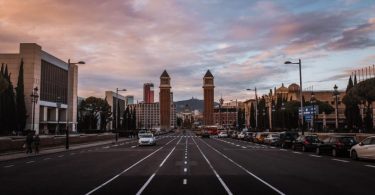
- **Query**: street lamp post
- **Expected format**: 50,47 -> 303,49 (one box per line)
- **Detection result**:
333,85 -> 340,130
246,88 -> 258,130
30,87 -> 39,132
115,88 -> 127,142
66,59 -> 85,150
231,99 -> 238,130
284,59 -> 304,135
262,109 -> 266,130
310,92 -> 316,131
56,96 -> 61,135
281,102 -> 286,131
272,105 -> 275,131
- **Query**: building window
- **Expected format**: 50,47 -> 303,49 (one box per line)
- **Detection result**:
40,60 -> 68,103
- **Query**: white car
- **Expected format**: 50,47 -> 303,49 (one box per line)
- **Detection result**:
218,132 -> 228,138
138,133 -> 156,146
350,136 -> 375,160
237,132 -> 246,139
264,133 -> 280,145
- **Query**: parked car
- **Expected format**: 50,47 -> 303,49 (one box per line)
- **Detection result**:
292,135 -> 322,152
237,132 -> 246,140
244,132 -> 254,142
218,131 -> 228,138
138,133 -> 156,146
278,131 -> 299,148
264,133 -> 280,145
254,132 -> 269,144
350,136 -> 375,160
316,135 -> 357,157
230,131 -> 239,139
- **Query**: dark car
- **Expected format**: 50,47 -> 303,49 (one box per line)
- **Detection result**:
201,131 -> 210,138
244,132 -> 254,142
278,131 -> 299,148
292,135 -> 322,152
316,136 -> 357,157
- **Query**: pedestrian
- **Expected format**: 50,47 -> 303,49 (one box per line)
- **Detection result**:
25,132 -> 33,154
34,134 -> 40,154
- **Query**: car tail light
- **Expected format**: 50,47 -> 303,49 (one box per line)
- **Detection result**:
304,140 -> 310,145
336,142 -> 344,148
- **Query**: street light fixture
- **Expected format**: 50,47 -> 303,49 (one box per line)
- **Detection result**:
115,88 -> 127,142
66,59 -> 85,150
30,87 -> 39,132
246,88 -> 258,130
333,84 -> 340,130
284,59 -> 304,135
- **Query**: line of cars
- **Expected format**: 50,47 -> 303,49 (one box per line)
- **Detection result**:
221,130 -> 375,161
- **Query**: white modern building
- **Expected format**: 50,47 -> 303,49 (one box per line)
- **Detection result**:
0,43 -> 79,134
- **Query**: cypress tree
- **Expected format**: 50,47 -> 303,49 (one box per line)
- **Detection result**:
2,65 -> 17,134
250,102 -> 255,128
16,59 -> 27,132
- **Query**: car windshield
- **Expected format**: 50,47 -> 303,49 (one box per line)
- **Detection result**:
306,136 -> 320,142
140,134 -> 153,138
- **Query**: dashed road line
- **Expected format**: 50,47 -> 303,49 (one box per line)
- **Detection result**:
4,165 -> 14,168
241,146 -> 247,149
43,158 -> 51,160
26,161 -> 35,164
293,152 -> 302,154
332,159 -> 349,163
58,155 -> 64,158
131,146 -> 137,148
183,179 -> 187,185
309,155 -> 322,158
280,149 -> 287,151
184,168 -> 187,172
364,164 -> 375,168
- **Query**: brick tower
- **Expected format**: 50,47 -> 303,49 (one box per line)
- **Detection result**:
159,70 -> 171,129
203,70 -> 214,125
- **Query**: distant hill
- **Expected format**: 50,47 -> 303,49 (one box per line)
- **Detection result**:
174,98 -> 219,113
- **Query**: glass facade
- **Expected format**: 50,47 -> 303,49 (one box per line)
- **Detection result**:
40,60 -> 68,103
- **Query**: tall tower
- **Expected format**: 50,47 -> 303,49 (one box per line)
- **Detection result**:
143,83 -> 154,103
203,70 -> 215,125
159,70 -> 171,129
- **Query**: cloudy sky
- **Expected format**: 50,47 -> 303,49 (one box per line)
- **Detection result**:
1,0 -> 375,102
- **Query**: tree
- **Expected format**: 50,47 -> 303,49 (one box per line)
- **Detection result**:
0,64 -> 17,134
77,97 -> 112,131
16,59 -> 27,132
0,72 -> 8,93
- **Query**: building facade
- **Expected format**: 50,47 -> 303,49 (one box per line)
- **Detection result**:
159,70 -> 171,129
105,91 -> 126,129
0,43 -> 79,134
143,83 -> 154,103
203,70 -> 214,125
135,103 -> 160,129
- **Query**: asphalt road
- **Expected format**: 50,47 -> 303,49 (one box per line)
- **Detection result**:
1,130 -> 374,195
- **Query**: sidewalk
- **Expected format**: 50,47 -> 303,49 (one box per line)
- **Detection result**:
0,137 -> 136,162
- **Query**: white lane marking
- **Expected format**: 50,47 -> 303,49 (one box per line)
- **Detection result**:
26,161 -> 35,164
241,146 -> 247,149
137,137 -> 182,195
183,179 -> 187,185
236,145 -> 240,147
365,164 -> 375,168
309,155 -> 322,158
131,146 -> 137,148
280,149 -> 287,151
192,137 -> 233,195
113,144 -> 118,147
293,152 -> 302,154
70,153 -> 75,155
270,147 -> 275,149
185,156 -> 187,159
200,139 -> 285,195
184,168 -> 187,172
136,173 -> 156,195
4,165 -> 14,168
43,158 -> 51,160
332,159 -> 350,163
184,161 -> 187,165
58,155 -> 64,158
103,146 -> 109,149
85,137 -> 177,195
